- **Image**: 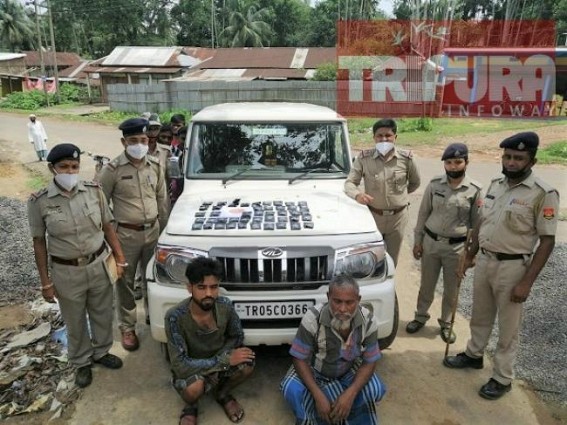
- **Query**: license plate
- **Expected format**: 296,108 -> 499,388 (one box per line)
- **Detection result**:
234,300 -> 315,319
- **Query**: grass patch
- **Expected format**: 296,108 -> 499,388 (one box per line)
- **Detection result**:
24,166 -> 50,191
348,117 -> 567,149
537,141 -> 567,165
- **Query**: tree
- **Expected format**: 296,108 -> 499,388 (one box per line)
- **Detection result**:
0,0 -> 35,52
312,62 -> 337,80
256,0 -> 311,46
218,0 -> 272,47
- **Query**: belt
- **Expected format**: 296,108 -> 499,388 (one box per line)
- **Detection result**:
481,248 -> 527,261
51,243 -> 106,267
368,205 -> 407,216
425,227 -> 467,245
118,220 -> 156,231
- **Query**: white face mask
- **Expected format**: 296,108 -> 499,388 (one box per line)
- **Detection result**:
375,141 -> 394,156
54,172 -> 79,191
126,143 -> 149,159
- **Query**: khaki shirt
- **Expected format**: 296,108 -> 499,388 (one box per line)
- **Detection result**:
98,152 -> 168,226
345,147 -> 421,210
27,180 -> 113,259
414,174 -> 482,244
149,144 -> 171,173
479,173 -> 559,254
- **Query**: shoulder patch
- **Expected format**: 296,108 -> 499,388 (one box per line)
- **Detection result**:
28,188 -> 47,202
470,179 -> 483,191
534,177 -> 556,194
359,148 -> 375,158
398,149 -> 414,159
83,180 -> 101,188
104,157 -> 121,171
431,175 -> 443,182
147,155 -> 160,164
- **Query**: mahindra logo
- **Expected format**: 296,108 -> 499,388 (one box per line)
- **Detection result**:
261,247 -> 284,258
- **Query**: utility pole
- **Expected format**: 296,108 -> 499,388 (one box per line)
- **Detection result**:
32,0 -> 49,106
46,0 -> 60,103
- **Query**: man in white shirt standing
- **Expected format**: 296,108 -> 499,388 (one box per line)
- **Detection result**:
27,114 -> 48,161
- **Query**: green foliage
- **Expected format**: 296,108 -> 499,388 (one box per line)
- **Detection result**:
0,90 -> 54,110
0,84 -> 94,110
0,0 -> 35,52
312,63 -> 337,81
159,109 -> 192,125
219,0 -> 273,47
537,141 -> 567,165
58,83 -> 89,103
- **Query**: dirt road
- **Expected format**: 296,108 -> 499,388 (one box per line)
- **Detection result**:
1,112 -> 565,425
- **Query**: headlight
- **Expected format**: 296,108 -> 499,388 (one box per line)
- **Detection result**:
155,245 -> 208,285
334,242 -> 387,279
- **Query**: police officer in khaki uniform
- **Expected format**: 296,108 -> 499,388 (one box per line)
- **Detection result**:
344,118 -> 421,266
27,143 -> 126,388
444,132 -> 559,400
98,118 -> 169,351
406,143 -> 482,343
147,113 -> 170,170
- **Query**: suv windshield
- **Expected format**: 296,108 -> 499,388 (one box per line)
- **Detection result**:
187,122 -> 350,180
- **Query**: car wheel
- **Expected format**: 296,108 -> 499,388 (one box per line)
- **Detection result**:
377,293 -> 399,350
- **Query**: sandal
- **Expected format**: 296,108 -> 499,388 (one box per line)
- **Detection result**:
179,405 -> 198,425
216,393 -> 245,423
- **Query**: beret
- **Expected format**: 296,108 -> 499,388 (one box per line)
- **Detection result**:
119,118 -> 148,137
441,142 -> 468,161
499,132 -> 539,151
148,113 -> 161,127
47,143 -> 81,164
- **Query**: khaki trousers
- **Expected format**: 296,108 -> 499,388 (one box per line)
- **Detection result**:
116,223 -> 160,332
414,234 -> 464,327
465,252 -> 528,386
51,250 -> 114,368
371,208 -> 409,266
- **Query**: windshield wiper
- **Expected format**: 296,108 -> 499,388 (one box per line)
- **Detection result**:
222,165 -> 267,185
288,167 -> 338,185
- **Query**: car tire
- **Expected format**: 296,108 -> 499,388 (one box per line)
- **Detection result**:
377,293 -> 399,350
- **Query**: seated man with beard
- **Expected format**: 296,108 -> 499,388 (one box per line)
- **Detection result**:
165,257 -> 255,425
281,275 -> 386,425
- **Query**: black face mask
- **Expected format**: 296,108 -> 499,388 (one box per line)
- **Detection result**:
502,165 -> 531,180
446,170 -> 465,179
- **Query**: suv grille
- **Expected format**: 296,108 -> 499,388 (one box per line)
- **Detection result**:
210,246 -> 333,290
218,256 -> 328,283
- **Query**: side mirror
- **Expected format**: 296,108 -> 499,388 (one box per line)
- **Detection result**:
167,156 -> 182,178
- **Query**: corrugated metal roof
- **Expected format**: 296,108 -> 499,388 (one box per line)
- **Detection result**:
173,67 -> 311,81
196,47 -> 335,69
103,46 -> 180,66
0,53 -> 26,61
23,51 -> 82,67
93,66 -> 182,74
58,60 -> 91,78
172,68 -> 254,81
242,68 -> 309,79
181,47 -> 217,61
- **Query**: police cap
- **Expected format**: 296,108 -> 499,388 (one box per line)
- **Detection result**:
441,142 -> 468,161
119,118 -> 148,137
499,132 -> 539,152
47,143 -> 81,164
148,113 -> 161,127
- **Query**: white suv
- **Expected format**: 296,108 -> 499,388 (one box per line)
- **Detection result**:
147,102 -> 398,348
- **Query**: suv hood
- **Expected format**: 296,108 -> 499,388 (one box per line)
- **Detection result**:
166,182 -> 378,237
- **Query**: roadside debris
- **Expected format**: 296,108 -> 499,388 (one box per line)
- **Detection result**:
0,299 -> 81,420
